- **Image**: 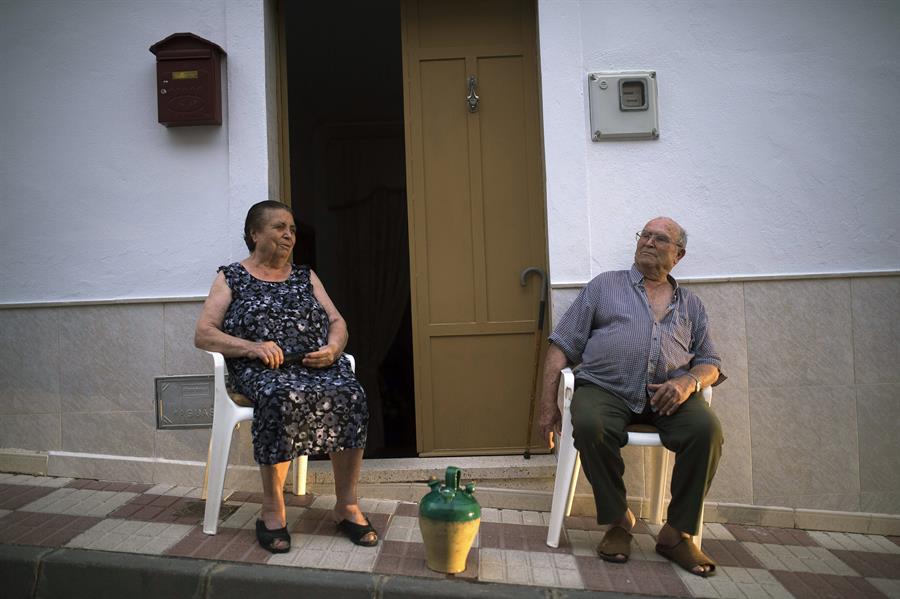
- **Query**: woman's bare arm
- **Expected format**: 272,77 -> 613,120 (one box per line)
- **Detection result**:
303,269 -> 348,368
194,271 -> 285,368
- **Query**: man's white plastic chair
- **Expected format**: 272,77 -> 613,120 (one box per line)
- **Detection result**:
545,367 -> 712,549
200,350 -> 355,535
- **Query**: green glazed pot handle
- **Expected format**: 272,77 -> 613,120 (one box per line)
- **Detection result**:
445,466 -> 461,490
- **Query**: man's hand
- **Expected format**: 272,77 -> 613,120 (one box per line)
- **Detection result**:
539,407 -> 562,449
648,376 -> 694,416
538,343 -> 568,449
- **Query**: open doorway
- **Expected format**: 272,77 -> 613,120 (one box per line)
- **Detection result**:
282,0 -> 415,458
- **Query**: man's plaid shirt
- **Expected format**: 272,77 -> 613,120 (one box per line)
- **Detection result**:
549,265 -> 724,413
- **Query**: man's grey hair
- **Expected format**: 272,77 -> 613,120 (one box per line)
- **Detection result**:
677,224 -> 688,249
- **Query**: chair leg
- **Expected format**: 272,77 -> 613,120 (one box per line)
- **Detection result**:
649,447 -> 670,525
200,436 -> 212,501
291,455 -> 308,495
203,417 -> 238,535
564,454 -> 581,518
546,436 -> 580,548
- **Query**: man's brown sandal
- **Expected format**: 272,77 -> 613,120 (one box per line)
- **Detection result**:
655,538 -> 716,577
597,526 -> 633,563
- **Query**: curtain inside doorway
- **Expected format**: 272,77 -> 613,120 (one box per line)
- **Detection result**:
315,126 -> 409,453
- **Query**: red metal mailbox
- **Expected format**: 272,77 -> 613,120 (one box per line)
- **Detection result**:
149,33 -> 226,127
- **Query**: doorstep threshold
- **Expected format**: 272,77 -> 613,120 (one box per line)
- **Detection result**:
306,453 -> 558,484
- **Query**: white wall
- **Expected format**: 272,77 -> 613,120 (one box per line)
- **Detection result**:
3,1 -> 898,301
0,0 -> 270,303
539,0 -> 900,282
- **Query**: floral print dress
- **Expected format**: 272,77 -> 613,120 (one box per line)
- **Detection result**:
219,263 -> 368,465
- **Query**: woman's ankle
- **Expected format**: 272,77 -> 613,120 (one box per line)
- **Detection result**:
260,502 -> 286,527
333,503 -> 366,523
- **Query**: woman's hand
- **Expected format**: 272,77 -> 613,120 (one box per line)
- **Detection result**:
246,341 -> 284,368
302,344 -> 340,369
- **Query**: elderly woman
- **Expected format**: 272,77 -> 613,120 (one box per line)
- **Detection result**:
195,200 -> 376,553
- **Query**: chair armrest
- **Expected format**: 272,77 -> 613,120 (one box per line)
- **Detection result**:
555,366 -> 712,410
205,350 -> 354,374
557,367 -> 575,414
204,350 -> 355,394
204,350 -> 230,402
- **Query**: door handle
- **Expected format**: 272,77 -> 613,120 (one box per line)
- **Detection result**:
466,75 -> 480,113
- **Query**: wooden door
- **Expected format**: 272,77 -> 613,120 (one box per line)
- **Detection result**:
401,0 -> 548,455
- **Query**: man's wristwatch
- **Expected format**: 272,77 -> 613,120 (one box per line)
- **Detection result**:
685,372 -> 702,394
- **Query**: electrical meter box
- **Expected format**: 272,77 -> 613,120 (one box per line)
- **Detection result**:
587,71 -> 659,140
150,32 -> 226,127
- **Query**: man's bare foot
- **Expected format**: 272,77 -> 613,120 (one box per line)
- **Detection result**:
599,509 -> 636,562
655,523 -> 713,575
614,509 -> 636,532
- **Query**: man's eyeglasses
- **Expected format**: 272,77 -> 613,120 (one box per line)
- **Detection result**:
635,231 -> 683,248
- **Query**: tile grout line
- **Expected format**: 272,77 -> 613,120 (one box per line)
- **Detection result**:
849,278 -> 864,515
157,303 -> 167,466
55,307 -> 63,460
739,280 -> 756,514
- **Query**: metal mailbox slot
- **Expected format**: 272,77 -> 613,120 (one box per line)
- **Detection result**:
149,32 -> 226,127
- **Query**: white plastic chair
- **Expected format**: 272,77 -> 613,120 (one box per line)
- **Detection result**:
546,367 -> 712,549
200,350 -> 355,535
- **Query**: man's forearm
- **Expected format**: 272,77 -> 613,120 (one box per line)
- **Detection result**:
685,364 -> 719,390
540,343 -> 570,412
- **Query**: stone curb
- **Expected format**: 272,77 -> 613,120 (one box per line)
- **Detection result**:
1,543 -> 648,599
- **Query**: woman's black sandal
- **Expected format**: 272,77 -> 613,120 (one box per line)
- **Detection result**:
336,517 -> 379,547
256,519 -> 291,553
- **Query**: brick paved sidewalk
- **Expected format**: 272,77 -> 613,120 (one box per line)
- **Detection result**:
1,472 -> 899,598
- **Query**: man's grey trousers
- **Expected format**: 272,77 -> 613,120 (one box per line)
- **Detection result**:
570,381 -> 723,535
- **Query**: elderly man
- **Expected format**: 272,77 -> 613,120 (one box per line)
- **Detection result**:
539,217 -> 724,577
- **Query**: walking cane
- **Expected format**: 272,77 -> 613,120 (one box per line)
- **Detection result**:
520,266 -> 547,459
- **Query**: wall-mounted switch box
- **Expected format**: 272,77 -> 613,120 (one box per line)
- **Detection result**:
588,71 -> 659,140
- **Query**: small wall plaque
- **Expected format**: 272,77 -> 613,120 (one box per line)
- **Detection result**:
155,375 -> 214,429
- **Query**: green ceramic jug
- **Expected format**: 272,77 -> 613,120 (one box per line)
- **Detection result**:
418,466 -> 481,573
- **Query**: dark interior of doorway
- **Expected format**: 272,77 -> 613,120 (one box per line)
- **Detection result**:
283,0 -> 415,458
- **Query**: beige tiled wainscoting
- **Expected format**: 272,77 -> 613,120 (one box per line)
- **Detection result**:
2,275 -> 899,529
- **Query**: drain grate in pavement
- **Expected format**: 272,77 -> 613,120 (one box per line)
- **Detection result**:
174,500 -> 240,521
